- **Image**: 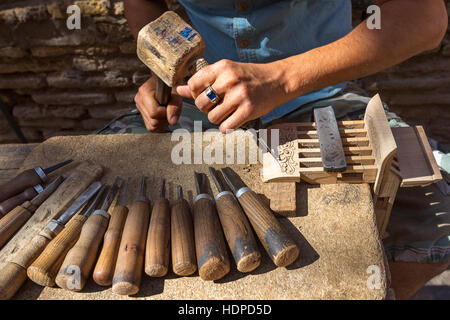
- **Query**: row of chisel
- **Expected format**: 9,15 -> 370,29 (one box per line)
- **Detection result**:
1,164 -> 299,296
0,159 -> 75,250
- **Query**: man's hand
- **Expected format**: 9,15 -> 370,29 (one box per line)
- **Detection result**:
134,76 -> 183,132
176,60 -> 290,133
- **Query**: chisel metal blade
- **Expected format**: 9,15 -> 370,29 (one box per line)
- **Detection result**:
221,167 -> 247,194
29,176 -> 65,211
314,106 -> 347,172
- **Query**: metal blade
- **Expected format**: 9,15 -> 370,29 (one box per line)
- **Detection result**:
56,181 -> 102,225
177,185 -> 183,200
43,159 -> 74,175
208,167 -> 231,193
314,106 -> 347,172
29,176 -> 65,210
220,167 -> 247,194
101,177 -> 123,211
81,185 -> 106,217
117,178 -> 130,206
160,179 -> 166,198
194,172 -> 210,195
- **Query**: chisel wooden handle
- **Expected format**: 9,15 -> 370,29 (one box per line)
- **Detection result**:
112,201 -> 150,295
55,212 -> 109,291
27,215 -> 87,287
0,232 -> 52,300
0,187 -> 38,217
0,169 -> 43,203
215,192 -> 261,273
193,196 -> 230,281
93,204 -> 128,286
236,190 -> 299,267
145,198 -> 170,277
171,198 -> 196,276
0,202 -> 33,249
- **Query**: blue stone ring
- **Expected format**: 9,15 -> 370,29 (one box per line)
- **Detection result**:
205,86 -> 220,104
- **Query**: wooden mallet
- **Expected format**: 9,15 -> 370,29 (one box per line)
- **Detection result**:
137,11 -> 208,106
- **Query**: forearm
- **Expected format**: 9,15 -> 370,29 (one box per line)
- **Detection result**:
124,0 -> 168,38
279,0 -> 448,98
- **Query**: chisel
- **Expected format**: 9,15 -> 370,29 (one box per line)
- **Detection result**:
171,185 -> 197,276
27,184 -> 106,287
0,159 -> 73,203
221,167 -> 299,267
93,178 -> 130,286
0,184 -> 43,217
193,172 -> 230,281
56,178 -> 123,291
208,167 -> 261,273
145,179 -> 170,277
0,176 -> 64,249
112,177 -> 150,296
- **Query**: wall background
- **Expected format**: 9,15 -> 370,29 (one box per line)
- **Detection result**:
0,0 -> 449,144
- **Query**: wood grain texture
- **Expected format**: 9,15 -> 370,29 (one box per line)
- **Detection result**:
171,198 -> 196,276
392,126 -> 442,187
56,213 -> 109,291
237,190 -> 299,267
0,161 -> 103,299
215,193 -> 261,273
0,169 -> 42,203
137,11 -> 205,87
112,201 -> 150,296
145,198 -> 170,277
27,215 -> 87,287
93,205 -> 128,286
0,187 -> 38,217
193,197 -> 230,281
0,202 -> 32,249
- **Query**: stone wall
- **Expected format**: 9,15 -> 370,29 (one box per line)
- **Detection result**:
0,0 -> 449,144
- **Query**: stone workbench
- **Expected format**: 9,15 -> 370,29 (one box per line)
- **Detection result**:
0,133 -> 388,299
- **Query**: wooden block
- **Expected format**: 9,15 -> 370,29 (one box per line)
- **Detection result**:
392,126 -> 442,187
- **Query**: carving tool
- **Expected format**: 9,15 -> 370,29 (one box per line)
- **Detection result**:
221,167 -> 299,267
0,176 -> 64,249
193,172 -> 230,281
208,167 -> 261,273
314,106 -> 347,172
27,184 -> 106,287
112,177 -> 150,296
0,159 -> 73,203
0,184 -> 43,217
93,178 -> 130,286
171,185 -> 196,276
56,178 -> 123,291
137,11 -> 208,105
145,179 -> 170,277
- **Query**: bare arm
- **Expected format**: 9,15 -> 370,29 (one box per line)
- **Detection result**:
124,0 -> 167,39
177,0 -> 448,132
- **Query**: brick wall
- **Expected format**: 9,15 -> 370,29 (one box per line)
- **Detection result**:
0,0 -> 449,144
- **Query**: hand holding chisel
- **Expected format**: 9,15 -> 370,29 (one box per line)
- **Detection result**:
145,179 -> 170,277
221,168 -> 299,267
93,178 -> 130,286
112,177 -> 150,296
0,159 -> 73,203
56,178 -> 123,291
193,172 -> 230,281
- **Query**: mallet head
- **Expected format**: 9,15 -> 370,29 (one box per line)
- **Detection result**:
137,11 -> 206,87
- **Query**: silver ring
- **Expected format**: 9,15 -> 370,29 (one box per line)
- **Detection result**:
205,86 -> 220,104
